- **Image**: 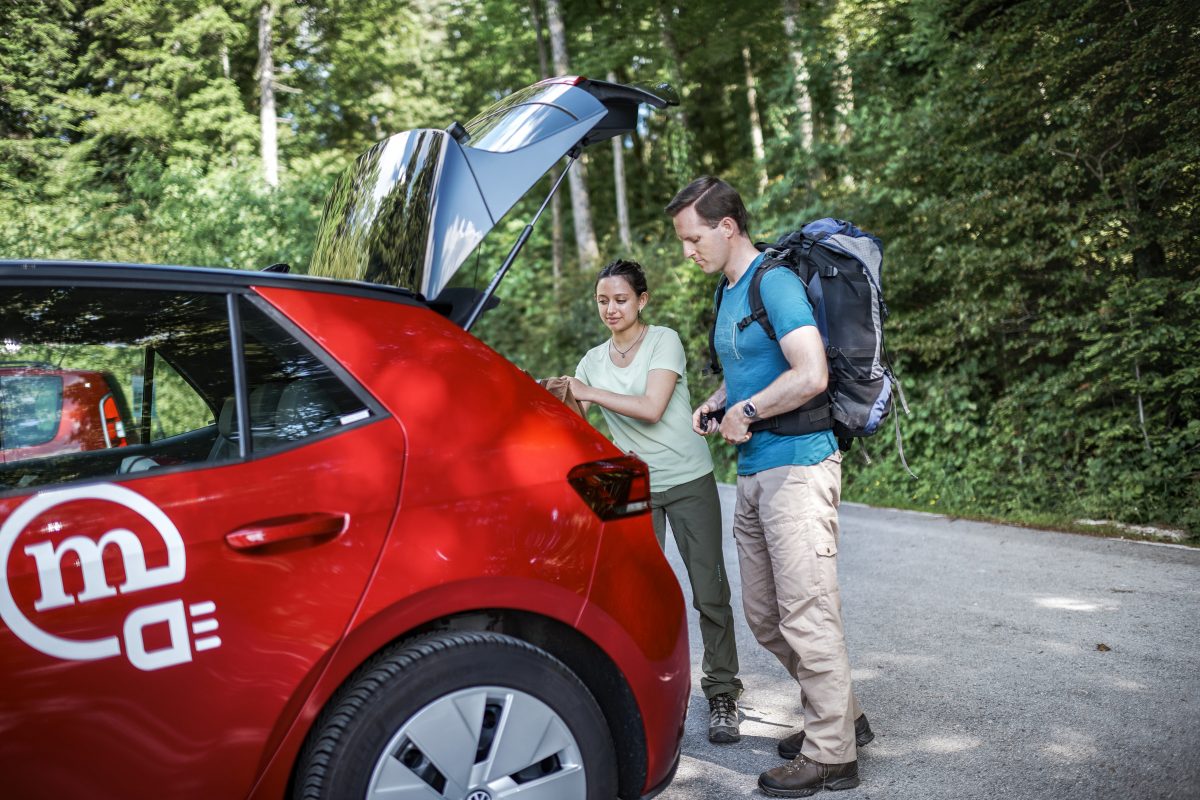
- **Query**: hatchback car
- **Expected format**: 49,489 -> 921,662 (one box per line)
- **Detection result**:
0,77 -> 688,800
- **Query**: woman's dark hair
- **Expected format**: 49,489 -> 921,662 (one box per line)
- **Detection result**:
664,175 -> 750,234
596,259 -> 649,297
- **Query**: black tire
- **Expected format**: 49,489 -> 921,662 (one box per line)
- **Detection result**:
293,631 -> 618,800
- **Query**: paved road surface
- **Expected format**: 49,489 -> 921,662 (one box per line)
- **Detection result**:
656,485 -> 1200,799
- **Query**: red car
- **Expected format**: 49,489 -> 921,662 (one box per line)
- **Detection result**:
1,364 -> 132,461
0,77 -> 687,799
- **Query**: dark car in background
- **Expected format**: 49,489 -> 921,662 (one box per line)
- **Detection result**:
0,77 -> 688,800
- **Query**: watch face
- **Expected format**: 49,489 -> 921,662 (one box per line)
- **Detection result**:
742,401 -> 757,419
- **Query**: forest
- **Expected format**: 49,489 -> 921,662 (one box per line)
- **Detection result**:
2,0 -> 1197,538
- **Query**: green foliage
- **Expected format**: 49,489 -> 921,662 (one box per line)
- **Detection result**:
0,0 -> 78,192
0,155 -> 338,269
2,0 -> 1197,537
827,0 -> 1200,537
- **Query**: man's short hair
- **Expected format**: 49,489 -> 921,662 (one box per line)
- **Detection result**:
665,176 -> 750,234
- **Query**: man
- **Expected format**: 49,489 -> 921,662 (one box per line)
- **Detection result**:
666,176 -> 873,797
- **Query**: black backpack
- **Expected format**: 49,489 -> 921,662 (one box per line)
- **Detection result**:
707,218 -> 912,467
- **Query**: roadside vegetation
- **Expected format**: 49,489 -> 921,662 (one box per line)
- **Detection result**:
2,0 -> 1196,539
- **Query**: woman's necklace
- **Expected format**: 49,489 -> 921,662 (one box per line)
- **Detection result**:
611,323 -> 647,360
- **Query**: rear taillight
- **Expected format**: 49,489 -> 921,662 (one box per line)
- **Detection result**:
100,393 -> 127,448
567,455 -> 651,521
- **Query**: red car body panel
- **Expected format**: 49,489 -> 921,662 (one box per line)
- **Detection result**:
245,285 -> 690,797
0,418 -> 405,798
580,514 -> 692,787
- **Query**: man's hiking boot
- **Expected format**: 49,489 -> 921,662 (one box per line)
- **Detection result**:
777,714 -> 874,760
759,755 -> 860,798
707,692 -> 740,743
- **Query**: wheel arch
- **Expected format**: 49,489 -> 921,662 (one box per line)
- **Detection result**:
270,607 -> 648,800
417,609 -> 649,800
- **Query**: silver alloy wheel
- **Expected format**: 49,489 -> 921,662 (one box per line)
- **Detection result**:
365,685 -> 587,799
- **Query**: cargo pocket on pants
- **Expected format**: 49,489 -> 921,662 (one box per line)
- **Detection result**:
813,536 -> 838,595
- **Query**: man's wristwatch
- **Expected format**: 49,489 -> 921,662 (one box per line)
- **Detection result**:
741,400 -> 758,420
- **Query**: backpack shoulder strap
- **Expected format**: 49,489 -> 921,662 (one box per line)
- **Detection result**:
742,252 -> 789,341
706,275 -> 729,375
707,251 -> 792,373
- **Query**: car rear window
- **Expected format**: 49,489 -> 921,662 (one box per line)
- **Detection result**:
0,374 -> 63,449
465,101 -> 579,153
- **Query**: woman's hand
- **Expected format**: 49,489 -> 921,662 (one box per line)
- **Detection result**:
562,376 -> 592,404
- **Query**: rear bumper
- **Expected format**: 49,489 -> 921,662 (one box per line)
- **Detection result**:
577,513 -> 690,796
641,740 -> 682,799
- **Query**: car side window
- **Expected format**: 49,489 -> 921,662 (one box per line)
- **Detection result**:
147,350 -> 218,441
0,373 -> 63,449
0,286 -> 233,491
0,286 -> 372,494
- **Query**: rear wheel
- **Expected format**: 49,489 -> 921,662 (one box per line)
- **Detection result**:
294,631 -> 618,800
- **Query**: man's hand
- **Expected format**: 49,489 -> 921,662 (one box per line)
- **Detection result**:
718,406 -> 752,445
695,383 -> 729,435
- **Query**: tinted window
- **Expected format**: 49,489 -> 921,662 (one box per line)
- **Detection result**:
235,297 -> 369,449
0,286 -> 371,492
0,287 -> 232,489
308,130 -> 441,290
149,351 -> 216,441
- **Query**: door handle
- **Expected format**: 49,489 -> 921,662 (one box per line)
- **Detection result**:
225,512 -> 348,551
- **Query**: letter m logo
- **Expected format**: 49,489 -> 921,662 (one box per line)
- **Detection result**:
24,529 -> 184,611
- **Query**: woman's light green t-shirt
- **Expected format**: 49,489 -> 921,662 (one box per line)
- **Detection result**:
576,325 -> 714,492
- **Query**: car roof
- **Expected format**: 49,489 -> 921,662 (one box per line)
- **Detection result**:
0,259 -> 424,307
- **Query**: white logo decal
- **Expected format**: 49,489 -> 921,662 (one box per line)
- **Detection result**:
0,484 -> 221,671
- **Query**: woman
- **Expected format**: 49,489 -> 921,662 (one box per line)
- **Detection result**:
564,258 -> 744,745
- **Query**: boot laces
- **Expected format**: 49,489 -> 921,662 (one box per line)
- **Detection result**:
782,754 -> 813,774
709,693 -> 737,727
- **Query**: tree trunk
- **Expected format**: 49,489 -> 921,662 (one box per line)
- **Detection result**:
833,32 -> 856,186
608,71 -> 632,250
551,165 -> 565,288
658,4 -> 690,133
257,2 -> 278,188
631,119 -> 650,207
657,4 -> 695,184
782,0 -> 814,154
530,0 -> 563,291
545,0 -> 599,271
742,47 -> 768,192
834,32 -> 855,146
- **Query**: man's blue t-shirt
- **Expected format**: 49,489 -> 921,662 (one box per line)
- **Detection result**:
714,253 -> 837,475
